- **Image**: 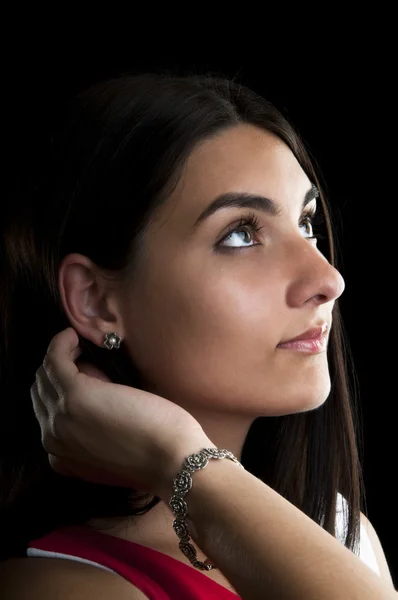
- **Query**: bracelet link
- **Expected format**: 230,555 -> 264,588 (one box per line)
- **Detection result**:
169,447 -> 244,571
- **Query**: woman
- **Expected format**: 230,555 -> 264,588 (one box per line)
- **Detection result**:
0,71 -> 395,598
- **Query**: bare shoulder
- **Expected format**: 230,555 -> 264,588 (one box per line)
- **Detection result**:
360,511 -> 395,589
0,556 -> 150,599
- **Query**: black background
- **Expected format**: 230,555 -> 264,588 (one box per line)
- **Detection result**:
4,28 -> 397,587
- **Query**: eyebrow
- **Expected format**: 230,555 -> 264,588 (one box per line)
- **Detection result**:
193,183 -> 320,228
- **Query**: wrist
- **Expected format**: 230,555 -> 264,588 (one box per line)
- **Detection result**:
160,446 -> 245,572
156,437 -> 218,505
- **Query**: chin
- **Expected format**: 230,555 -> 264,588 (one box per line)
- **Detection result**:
274,379 -> 331,416
297,383 -> 331,413
297,396 -> 329,413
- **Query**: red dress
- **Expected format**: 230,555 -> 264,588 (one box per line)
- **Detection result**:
27,525 -> 240,599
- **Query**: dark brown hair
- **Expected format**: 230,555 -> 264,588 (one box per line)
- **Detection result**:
0,70 -> 366,560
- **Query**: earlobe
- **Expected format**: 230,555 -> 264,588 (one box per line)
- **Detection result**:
103,332 -> 122,350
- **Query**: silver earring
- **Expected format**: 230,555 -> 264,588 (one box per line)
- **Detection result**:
103,332 -> 122,350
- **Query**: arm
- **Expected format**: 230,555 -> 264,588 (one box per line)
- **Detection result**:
160,457 -> 397,600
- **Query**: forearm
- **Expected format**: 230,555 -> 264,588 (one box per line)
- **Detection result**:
162,457 -> 397,600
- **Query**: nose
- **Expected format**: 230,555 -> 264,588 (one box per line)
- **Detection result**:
285,240 -> 345,308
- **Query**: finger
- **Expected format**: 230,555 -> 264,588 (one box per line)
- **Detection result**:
31,379 -> 65,456
31,381 -> 59,453
43,328 -> 83,394
34,364 -> 57,409
30,380 -> 48,427
77,361 -> 112,383
48,454 -> 75,477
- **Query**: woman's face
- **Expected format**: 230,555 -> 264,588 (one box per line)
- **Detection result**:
119,124 -> 345,428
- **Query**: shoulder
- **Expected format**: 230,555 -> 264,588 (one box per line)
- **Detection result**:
0,556 -> 150,599
360,511 -> 395,589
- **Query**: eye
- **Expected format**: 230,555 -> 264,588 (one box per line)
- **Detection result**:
299,209 -> 326,242
299,215 -> 316,239
217,213 -> 263,251
216,209 -> 327,253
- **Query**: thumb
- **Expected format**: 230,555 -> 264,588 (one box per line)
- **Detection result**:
44,328 -> 83,391
48,454 -> 75,477
76,361 -> 112,383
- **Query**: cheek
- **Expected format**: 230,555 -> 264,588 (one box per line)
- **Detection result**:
127,266 -> 284,398
197,272 -> 282,347
123,263 -> 331,417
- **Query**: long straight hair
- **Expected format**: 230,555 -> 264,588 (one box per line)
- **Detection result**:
0,70 -> 365,560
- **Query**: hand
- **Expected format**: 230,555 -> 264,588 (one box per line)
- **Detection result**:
30,327 -> 214,501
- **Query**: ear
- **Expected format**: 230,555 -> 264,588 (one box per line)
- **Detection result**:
58,253 -> 125,348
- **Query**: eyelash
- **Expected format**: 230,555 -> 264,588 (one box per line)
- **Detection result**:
217,210 -> 326,250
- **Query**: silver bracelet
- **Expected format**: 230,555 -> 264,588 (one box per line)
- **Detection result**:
169,447 -> 245,571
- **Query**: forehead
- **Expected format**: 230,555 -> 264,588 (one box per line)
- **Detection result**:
151,124 -> 313,231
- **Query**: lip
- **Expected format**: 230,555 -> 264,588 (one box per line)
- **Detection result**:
277,323 -> 329,353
